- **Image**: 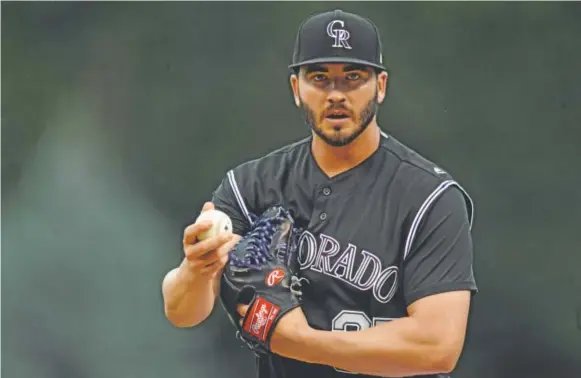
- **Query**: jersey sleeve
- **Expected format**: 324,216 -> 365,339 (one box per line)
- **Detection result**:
211,170 -> 253,236
402,185 -> 478,306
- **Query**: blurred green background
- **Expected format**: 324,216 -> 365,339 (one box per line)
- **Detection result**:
2,2 -> 581,378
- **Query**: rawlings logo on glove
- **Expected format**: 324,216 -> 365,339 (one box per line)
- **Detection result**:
219,206 -> 305,354
244,298 -> 280,341
266,268 -> 286,287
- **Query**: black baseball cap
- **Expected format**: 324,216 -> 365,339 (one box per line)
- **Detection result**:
289,9 -> 386,72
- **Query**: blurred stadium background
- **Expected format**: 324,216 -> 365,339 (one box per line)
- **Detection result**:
2,2 -> 581,378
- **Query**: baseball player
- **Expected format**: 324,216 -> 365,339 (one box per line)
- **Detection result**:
162,9 -> 477,378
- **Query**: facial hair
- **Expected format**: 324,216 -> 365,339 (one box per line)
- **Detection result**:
300,91 -> 378,147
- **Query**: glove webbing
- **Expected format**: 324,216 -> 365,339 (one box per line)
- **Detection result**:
229,210 -> 291,270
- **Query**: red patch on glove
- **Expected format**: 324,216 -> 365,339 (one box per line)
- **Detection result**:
243,297 -> 280,342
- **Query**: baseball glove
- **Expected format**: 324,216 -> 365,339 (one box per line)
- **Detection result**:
219,206 -> 305,355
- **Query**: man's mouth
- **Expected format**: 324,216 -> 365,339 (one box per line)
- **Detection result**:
325,110 -> 350,120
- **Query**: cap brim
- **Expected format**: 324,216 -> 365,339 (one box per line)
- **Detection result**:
289,57 -> 386,71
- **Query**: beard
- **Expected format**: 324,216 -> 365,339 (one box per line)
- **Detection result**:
300,92 -> 378,147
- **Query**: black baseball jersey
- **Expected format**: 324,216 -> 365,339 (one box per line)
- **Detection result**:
211,131 -> 478,378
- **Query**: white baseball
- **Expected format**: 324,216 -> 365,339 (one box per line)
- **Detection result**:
195,209 -> 233,241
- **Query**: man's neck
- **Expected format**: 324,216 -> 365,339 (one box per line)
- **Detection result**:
311,123 -> 381,178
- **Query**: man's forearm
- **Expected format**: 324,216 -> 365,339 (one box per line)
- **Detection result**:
274,317 -> 459,377
162,260 -> 217,328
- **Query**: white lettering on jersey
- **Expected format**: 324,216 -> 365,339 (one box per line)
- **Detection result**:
298,231 -> 398,304
310,233 -> 341,273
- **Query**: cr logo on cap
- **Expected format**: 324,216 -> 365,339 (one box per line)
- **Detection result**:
327,20 -> 352,50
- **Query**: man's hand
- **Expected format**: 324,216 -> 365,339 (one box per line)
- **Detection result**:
163,202 -> 240,328
237,304 -> 312,357
182,202 -> 238,279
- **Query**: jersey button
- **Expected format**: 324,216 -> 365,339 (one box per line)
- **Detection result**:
320,212 -> 327,220
322,187 -> 331,196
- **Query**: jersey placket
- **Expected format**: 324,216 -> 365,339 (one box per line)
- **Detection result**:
308,182 -> 334,232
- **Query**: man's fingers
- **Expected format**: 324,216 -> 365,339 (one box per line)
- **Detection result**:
216,236 -> 241,256
198,237 -> 239,274
237,304 -> 250,326
198,246 -> 227,264
237,304 -> 249,317
194,234 -> 241,277
196,233 -> 240,260
197,235 -> 239,264
185,232 -> 233,260
199,259 -> 226,276
183,221 -> 213,245
182,203 -> 217,245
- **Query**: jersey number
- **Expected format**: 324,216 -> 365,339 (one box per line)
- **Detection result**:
331,311 -> 394,374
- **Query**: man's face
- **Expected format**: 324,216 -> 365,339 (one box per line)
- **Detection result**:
290,63 -> 387,147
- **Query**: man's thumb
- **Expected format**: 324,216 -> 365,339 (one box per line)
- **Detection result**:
201,201 -> 215,213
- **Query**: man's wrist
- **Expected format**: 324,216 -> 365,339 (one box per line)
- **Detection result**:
177,259 -> 202,284
271,320 -> 316,360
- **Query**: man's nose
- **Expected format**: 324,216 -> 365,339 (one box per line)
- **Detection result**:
326,88 -> 346,105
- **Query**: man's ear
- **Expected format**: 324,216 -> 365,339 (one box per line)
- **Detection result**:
290,74 -> 301,107
376,71 -> 388,104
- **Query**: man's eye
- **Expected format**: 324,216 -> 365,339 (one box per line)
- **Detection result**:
312,74 -> 327,82
346,73 -> 361,80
